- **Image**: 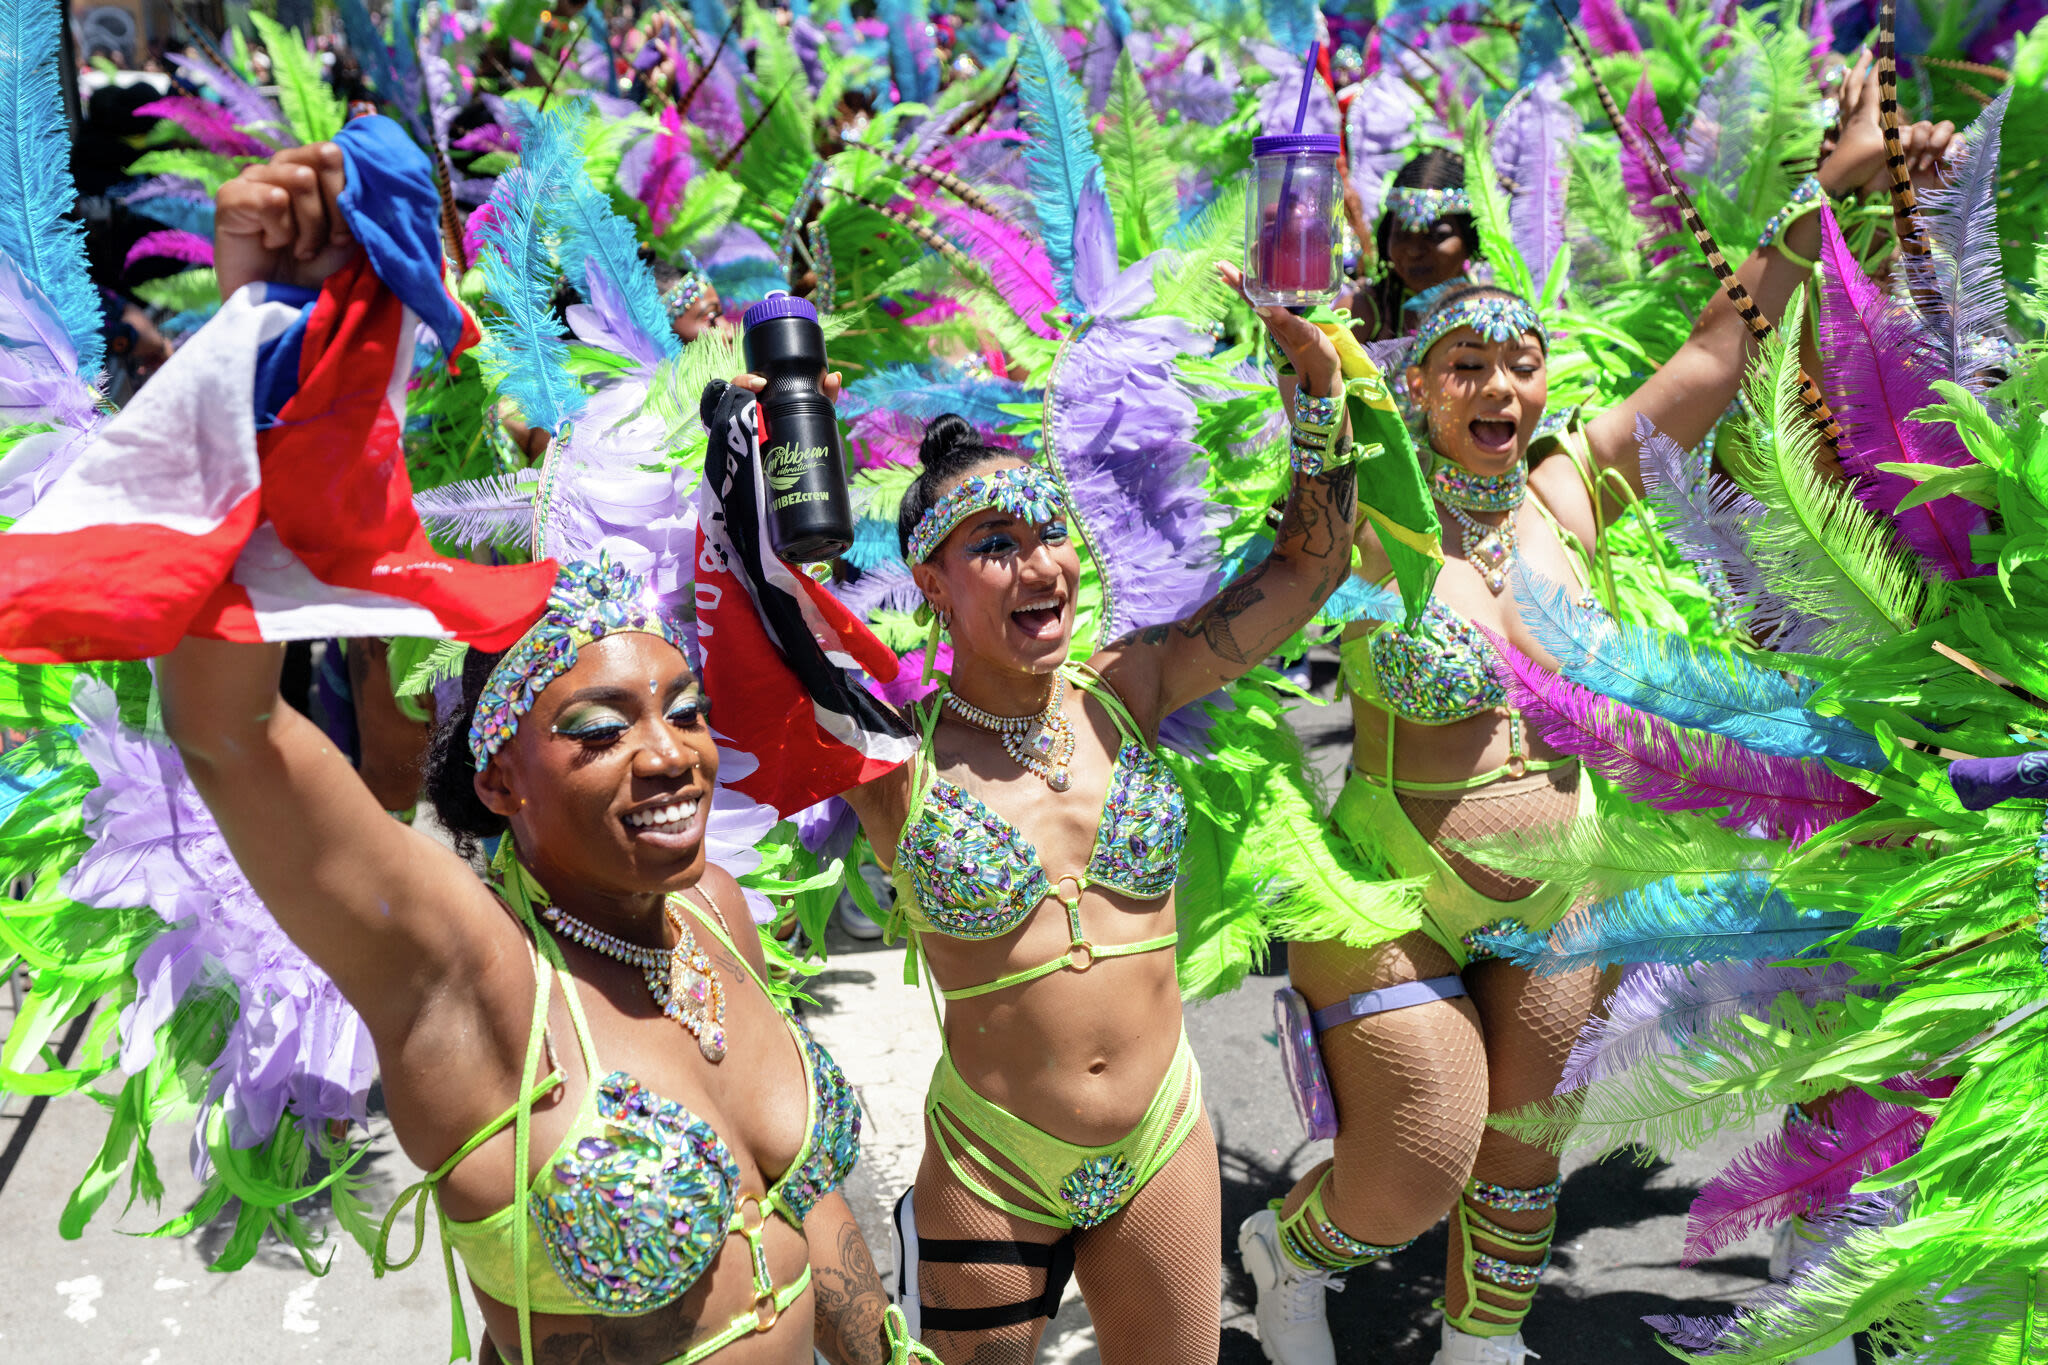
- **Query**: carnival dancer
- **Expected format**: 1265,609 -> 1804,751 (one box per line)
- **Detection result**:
730,269 -> 1359,1363
1237,60 -> 1936,1365
1352,149 -> 1479,343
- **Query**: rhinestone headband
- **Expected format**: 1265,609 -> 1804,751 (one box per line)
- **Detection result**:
468,555 -> 687,766
1408,293 -> 1547,369
907,463 -> 1067,564
1386,185 -> 1471,231
661,250 -> 712,318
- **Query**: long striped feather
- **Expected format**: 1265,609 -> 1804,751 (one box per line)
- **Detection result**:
0,0 -> 104,377
1011,8 -> 1103,311
1875,0 -> 1926,262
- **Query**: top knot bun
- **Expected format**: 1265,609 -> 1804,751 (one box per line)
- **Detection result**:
917,413 -> 985,478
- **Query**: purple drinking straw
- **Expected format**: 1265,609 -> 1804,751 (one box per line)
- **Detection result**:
1268,41 -> 1323,300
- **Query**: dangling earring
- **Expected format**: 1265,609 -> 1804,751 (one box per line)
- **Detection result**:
916,602 -> 947,685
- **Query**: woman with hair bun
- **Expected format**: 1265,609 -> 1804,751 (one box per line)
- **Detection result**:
723,267 -> 1363,1365
1353,148 -> 1483,343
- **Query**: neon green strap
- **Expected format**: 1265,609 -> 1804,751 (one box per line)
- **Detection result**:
1438,1198 -> 1555,1338
666,1265 -> 812,1364
939,931 -> 1180,1000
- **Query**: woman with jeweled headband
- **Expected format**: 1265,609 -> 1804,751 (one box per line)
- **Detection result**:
1350,148 -> 1481,344
728,271 -> 1362,1364
154,145 -> 931,1365
1237,66 -> 1939,1365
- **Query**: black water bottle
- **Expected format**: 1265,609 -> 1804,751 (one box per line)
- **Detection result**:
741,293 -> 855,563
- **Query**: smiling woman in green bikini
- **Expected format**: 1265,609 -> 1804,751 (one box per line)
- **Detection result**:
157,146 -> 926,1365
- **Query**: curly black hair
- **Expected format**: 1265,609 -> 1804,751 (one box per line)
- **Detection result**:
422,645 -> 509,858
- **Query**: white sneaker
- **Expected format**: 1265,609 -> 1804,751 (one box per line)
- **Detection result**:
1238,1207 -> 1341,1365
1431,1323 -> 1539,1365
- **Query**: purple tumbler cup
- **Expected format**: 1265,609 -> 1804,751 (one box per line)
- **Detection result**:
1244,133 -> 1343,308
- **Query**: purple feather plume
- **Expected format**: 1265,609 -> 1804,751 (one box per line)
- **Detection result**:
166,51 -> 290,146
1621,73 -> 1683,262
135,96 -> 274,157
1346,68 -> 1423,228
1560,961 -> 1854,1093
123,230 -> 215,270
1580,0 -> 1643,54
123,173 -> 214,208
1492,75 -> 1578,298
1816,209 -> 1988,581
1494,640 -> 1875,841
1044,309 -> 1228,637
1681,1080 -> 1946,1264
1909,86 -> 2011,395
62,682 -> 374,1148
1636,414 -> 1825,648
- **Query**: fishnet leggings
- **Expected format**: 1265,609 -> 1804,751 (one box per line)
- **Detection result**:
1281,774 -> 1609,1331
911,1108 -> 1221,1365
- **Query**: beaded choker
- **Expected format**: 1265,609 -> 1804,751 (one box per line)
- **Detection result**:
540,893 -> 731,1063
1386,185 -> 1472,231
907,463 -> 1066,565
470,555 -> 686,766
1429,458 -> 1526,513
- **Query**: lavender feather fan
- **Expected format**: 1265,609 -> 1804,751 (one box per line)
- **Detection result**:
1490,75 -> 1577,299
1346,69 -> 1423,228
1909,86 -> 2011,396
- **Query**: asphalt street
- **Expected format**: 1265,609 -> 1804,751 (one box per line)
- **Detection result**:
0,670 -> 1801,1364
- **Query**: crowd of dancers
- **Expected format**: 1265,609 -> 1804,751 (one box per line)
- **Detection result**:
2,1 -> 2046,1363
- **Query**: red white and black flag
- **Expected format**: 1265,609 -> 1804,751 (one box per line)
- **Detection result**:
694,382 -> 913,818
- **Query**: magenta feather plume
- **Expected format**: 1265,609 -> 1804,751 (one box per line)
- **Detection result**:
638,107 -> 694,234
1681,1080 -> 1945,1264
847,409 -> 924,467
1493,640 -> 1874,841
920,129 -> 1030,193
1816,207 -> 1989,581
679,39 -> 746,153
1579,0 -> 1643,54
135,96 -> 273,157
164,52 -> 289,146
1620,73 -> 1683,263
927,198 -> 1062,338
123,230 -> 215,271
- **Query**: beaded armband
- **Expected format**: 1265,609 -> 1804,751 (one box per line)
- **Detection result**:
1757,175 -> 1829,269
1468,1177 -> 1561,1213
1290,391 -> 1343,476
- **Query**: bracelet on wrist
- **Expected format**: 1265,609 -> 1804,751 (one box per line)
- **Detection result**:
1757,174 -> 1828,262
1293,392 -> 1342,428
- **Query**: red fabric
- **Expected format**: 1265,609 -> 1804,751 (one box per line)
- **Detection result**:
695,531 -> 904,818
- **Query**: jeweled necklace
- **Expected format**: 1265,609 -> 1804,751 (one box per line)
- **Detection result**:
542,895 -> 729,1062
1431,458 -> 1527,595
944,674 -> 1076,792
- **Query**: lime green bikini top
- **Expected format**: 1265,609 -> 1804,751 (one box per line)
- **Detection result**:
375,862 -> 859,1365
889,663 -> 1184,1001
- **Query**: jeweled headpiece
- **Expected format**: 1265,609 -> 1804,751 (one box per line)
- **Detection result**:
1385,186 -> 1472,231
907,463 -> 1067,564
469,555 -> 686,766
661,249 -> 713,319
1408,291 -> 1547,369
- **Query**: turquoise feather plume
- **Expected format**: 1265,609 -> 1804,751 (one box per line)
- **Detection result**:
1009,6 -> 1102,312
474,110 -> 584,435
531,107 -> 679,367
1512,569 -> 1884,771
1472,872 -> 1861,975
0,0 -> 105,378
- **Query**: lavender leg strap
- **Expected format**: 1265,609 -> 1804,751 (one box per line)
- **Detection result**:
1311,974 -> 1468,1033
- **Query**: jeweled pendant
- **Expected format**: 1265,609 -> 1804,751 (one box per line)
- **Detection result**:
698,1026 -> 727,1063
1049,768 -> 1071,792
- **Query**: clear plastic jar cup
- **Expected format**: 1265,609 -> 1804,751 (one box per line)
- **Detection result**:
1243,133 -> 1343,308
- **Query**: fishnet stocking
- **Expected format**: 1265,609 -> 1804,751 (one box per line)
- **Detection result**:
913,1117 -> 1065,1365
1397,767 -> 1582,901
1279,934 -> 1488,1255
1072,1109 -> 1222,1365
1444,960 -> 1609,1325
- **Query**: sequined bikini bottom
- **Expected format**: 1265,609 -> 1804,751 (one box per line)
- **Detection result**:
925,1030 -> 1202,1230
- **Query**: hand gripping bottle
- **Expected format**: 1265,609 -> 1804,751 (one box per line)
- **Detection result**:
741,293 -> 855,563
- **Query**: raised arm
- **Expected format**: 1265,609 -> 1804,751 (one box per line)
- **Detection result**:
1096,270 -> 1357,726
158,639 -> 504,1039
1583,55 -> 1955,493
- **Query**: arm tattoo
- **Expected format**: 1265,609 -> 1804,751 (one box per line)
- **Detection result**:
1105,623 -> 1172,650
1174,568 -> 1270,667
814,1220 -> 892,1365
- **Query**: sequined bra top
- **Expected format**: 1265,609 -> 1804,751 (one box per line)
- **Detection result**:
376,893 -> 860,1363
891,663 -> 1186,999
